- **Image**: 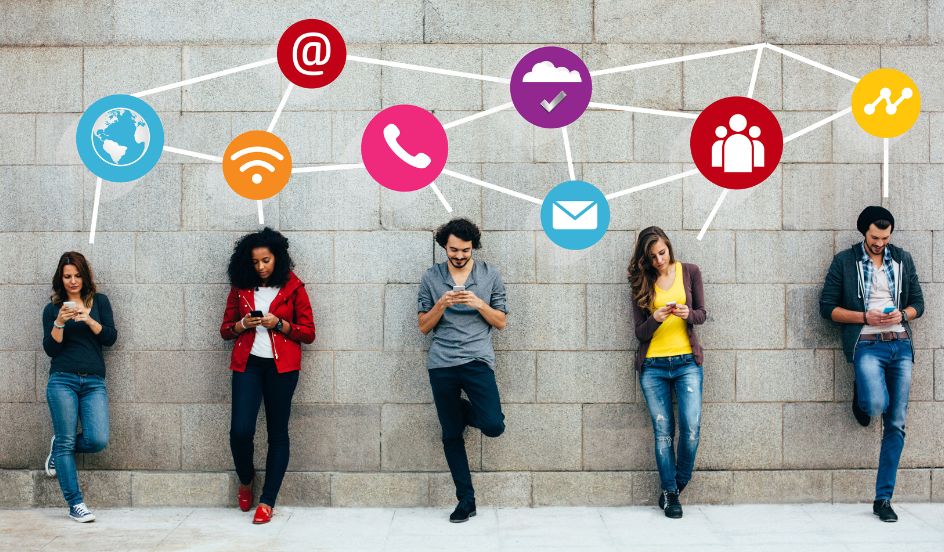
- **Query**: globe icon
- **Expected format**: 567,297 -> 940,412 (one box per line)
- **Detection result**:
91,108 -> 151,167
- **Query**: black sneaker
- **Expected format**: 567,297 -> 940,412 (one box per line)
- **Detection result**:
449,500 -> 476,523
852,382 -> 870,427
659,490 -> 682,519
873,499 -> 898,522
44,435 -> 56,477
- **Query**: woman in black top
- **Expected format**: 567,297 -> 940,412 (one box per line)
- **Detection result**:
41,252 -> 117,523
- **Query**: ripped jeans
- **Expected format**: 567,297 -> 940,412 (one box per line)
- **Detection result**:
640,354 -> 703,494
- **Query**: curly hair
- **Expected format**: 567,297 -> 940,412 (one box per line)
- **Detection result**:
50,251 -> 97,307
227,227 -> 295,289
628,226 -> 675,311
434,218 -> 482,249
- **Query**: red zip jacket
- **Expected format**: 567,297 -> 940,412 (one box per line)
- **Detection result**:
219,271 -> 316,373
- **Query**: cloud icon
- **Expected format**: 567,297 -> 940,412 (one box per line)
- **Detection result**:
522,60 -> 582,83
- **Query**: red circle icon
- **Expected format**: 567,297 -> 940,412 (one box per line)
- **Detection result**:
690,96 -> 782,190
277,19 -> 346,89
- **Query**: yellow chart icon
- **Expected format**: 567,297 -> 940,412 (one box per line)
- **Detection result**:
851,68 -> 920,138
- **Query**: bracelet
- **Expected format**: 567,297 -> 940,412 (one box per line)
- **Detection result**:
863,312 -> 867,324
53,321 -> 65,329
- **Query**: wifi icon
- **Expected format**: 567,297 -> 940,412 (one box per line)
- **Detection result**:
222,130 -> 293,200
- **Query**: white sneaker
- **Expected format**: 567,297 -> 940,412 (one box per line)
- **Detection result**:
69,502 -> 95,523
44,436 -> 56,477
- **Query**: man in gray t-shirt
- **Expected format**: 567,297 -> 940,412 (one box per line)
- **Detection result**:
417,218 -> 507,523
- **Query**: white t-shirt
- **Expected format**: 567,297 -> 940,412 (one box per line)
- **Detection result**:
250,286 -> 279,358
861,265 -> 905,335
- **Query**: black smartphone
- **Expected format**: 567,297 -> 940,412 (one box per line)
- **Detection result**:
250,310 -> 264,318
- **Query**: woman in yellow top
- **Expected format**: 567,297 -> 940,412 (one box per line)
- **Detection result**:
628,226 -> 708,519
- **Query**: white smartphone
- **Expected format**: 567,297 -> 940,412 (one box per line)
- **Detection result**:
452,285 -> 466,292
63,301 -> 77,310
666,301 -> 677,309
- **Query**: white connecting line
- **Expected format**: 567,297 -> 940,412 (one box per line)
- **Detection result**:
562,127 -> 576,181
257,83 -> 297,225
883,138 -> 889,198
441,169 -> 542,205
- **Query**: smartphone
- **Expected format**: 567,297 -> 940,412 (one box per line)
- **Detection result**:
666,301 -> 677,309
250,310 -> 264,318
452,285 -> 466,292
63,301 -> 76,310
882,306 -> 895,314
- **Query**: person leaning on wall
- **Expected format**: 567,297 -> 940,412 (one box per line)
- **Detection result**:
41,251 -> 117,523
219,227 -> 316,525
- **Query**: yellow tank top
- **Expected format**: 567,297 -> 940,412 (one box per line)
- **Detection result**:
646,262 -> 693,358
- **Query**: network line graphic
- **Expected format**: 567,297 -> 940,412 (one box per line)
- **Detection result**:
76,19 -> 922,248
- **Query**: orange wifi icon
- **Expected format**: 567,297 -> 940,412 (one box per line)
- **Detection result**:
222,130 -> 293,200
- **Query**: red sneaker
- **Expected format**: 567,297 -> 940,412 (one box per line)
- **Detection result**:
237,484 -> 252,512
253,504 -> 273,524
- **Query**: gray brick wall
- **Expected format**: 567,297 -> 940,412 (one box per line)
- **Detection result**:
1,1 -> 943,507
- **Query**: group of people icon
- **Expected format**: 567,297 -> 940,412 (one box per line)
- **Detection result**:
711,113 -> 765,173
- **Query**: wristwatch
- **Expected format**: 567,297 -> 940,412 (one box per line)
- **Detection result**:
275,319 -> 284,333
902,309 -> 909,323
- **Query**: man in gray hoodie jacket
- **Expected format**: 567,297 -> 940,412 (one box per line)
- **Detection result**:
819,206 -> 924,523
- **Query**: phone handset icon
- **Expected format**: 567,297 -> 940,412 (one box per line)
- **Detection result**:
383,123 -> 431,169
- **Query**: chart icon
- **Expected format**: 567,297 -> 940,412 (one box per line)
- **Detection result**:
852,68 -> 920,138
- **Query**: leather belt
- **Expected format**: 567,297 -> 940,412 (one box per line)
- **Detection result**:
859,331 -> 909,342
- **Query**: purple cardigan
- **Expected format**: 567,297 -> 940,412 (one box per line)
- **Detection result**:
632,262 -> 707,371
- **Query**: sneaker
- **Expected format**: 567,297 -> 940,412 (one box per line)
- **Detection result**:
44,436 -> 56,477
449,499 -> 476,523
873,499 -> 898,522
659,490 -> 683,519
69,503 -> 95,523
852,382 -> 870,427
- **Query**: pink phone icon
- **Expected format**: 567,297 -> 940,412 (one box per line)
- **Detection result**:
361,105 -> 448,192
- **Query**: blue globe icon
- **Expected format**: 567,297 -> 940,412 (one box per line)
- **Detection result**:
77,94 -> 164,183
91,108 -> 151,167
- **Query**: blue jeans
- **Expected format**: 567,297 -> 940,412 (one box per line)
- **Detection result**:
853,338 -> 912,500
45,372 -> 109,506
428,360 -> 505,502
640,354 -> 703,494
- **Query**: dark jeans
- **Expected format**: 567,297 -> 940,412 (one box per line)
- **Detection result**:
639,354 -> 703,494
46,372 -> 109,506
428,360 -> 505,503
854,338 -> 912,500
230,355 -> 299,507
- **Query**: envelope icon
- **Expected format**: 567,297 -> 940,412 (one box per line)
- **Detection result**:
552,200 -> 598,230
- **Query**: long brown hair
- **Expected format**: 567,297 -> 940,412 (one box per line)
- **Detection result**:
628,227 -> 675,311
50,251 -> 97,307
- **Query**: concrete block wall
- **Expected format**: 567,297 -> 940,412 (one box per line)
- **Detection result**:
1,1 -> 943,507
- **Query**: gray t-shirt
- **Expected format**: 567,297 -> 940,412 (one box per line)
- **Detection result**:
417,260 -> 508,370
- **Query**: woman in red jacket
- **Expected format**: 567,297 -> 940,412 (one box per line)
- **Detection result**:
220,227 -> 315,524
